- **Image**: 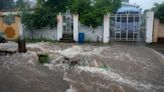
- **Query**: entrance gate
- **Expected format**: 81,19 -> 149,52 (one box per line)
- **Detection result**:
63,10 -> 73,35
110,14 -> 146,41
60,10 -> 74,42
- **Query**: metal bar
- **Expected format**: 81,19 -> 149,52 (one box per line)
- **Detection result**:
120,15 -> 122,40
126,14 -> 128,41
133,14 -> 135,41
115,14 -> 117,40
138,14 -> 141,41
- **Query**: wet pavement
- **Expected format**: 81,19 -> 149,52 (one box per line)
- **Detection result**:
0,42 -> 164,92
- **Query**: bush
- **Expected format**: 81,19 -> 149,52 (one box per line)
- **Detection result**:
21,0 -> 121,29
38,54 -> 50,64
21,7 -> 57,30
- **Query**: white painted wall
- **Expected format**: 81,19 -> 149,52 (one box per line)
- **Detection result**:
73,14 -> 79,42
146,11 -> 154,43
57,14 -> 63,41
79,25 -> 103,42
103,14 -> 110,43
24,27 -> 57,40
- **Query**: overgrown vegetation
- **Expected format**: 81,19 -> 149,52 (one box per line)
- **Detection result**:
152,2 -> 164,23
20,0 -> 121,31
38,54 -> 50,64
71,0 -> 121,28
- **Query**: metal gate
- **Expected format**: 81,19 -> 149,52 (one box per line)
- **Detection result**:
110,14 -> 146,41
63,10 -> 73,35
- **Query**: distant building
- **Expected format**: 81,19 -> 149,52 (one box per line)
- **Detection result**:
117,0 -> 141,14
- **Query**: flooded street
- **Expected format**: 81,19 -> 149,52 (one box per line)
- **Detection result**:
0,42 -> 164,92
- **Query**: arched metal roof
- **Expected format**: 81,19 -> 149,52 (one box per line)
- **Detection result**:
117,6 -> 140,14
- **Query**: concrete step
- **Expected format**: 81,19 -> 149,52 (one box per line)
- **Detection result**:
60,39 -> 75,43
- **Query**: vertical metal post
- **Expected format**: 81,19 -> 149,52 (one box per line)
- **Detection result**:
133,14 -> 135,41
138,14 -> 141,41
126,14 -> 128,40
115,14 -> 117,40
120,14 -> 122,40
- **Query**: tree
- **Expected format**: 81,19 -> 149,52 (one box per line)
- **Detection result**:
16,0 -> 27,10
71,0 -> 121,28
0,0 -> 15,10
152,2 -> 164,23
21,0 -> 121,31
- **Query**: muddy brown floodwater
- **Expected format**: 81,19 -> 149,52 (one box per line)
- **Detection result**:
0,42 -> 164,92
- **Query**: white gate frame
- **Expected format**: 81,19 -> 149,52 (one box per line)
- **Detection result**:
73,14 -> 79,42
57,13 -> 63,41
146,11 -> 154,43
103,14 -> 110,43
103,11 -> 154,43
57,13 -> 79,42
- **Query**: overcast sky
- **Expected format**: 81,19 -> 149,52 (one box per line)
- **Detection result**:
24,0 -> 164,11
129,0 -> 164,10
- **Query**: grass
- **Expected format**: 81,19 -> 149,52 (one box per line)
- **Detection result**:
38,54 -> 50,64
100,64 -> 112,71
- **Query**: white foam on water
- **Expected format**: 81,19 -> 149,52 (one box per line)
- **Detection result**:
77,66 -> 154,91
66,85 -> 77,92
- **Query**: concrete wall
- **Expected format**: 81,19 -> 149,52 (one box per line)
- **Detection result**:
153,19 -> 164,43
158,23 -> 164,38
0,15 -> 20,40
79,25 -> 103,42
146,11 -> 154,43
24,27 -> 57,40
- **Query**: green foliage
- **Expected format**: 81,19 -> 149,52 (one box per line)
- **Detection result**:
44,0 -> 74,12
21,7 -> 57,30
100,64 -> 112,71
15,0 -> 27,10
38,54 -> 50,64
71,0 -> 121,28
152,2 -> 164,23
22,0 -> 121,29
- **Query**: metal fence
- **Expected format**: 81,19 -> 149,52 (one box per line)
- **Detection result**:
109,14 -> 146,41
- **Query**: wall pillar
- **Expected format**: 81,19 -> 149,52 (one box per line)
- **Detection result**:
73,14 -> 79,42
153,19 -> 159,43
146,11 -> 154,43
57,13 -> 63,41
103,14 -> 110,43
18,16 -> 24,39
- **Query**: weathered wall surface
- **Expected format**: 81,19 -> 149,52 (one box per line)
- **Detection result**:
24,27 -> 58,40
158,23 -> 164,38
153,19 -> 164,43
79,25 -> 103,42
25,25 -> 103,42
0,16 -> 20,40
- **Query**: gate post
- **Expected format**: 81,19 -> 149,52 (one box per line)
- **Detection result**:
73,14 -> 79,42
146,11 -> 154,43
57,13 -> 63,41
103,14 -> 110,43
18,16 -> 24,39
